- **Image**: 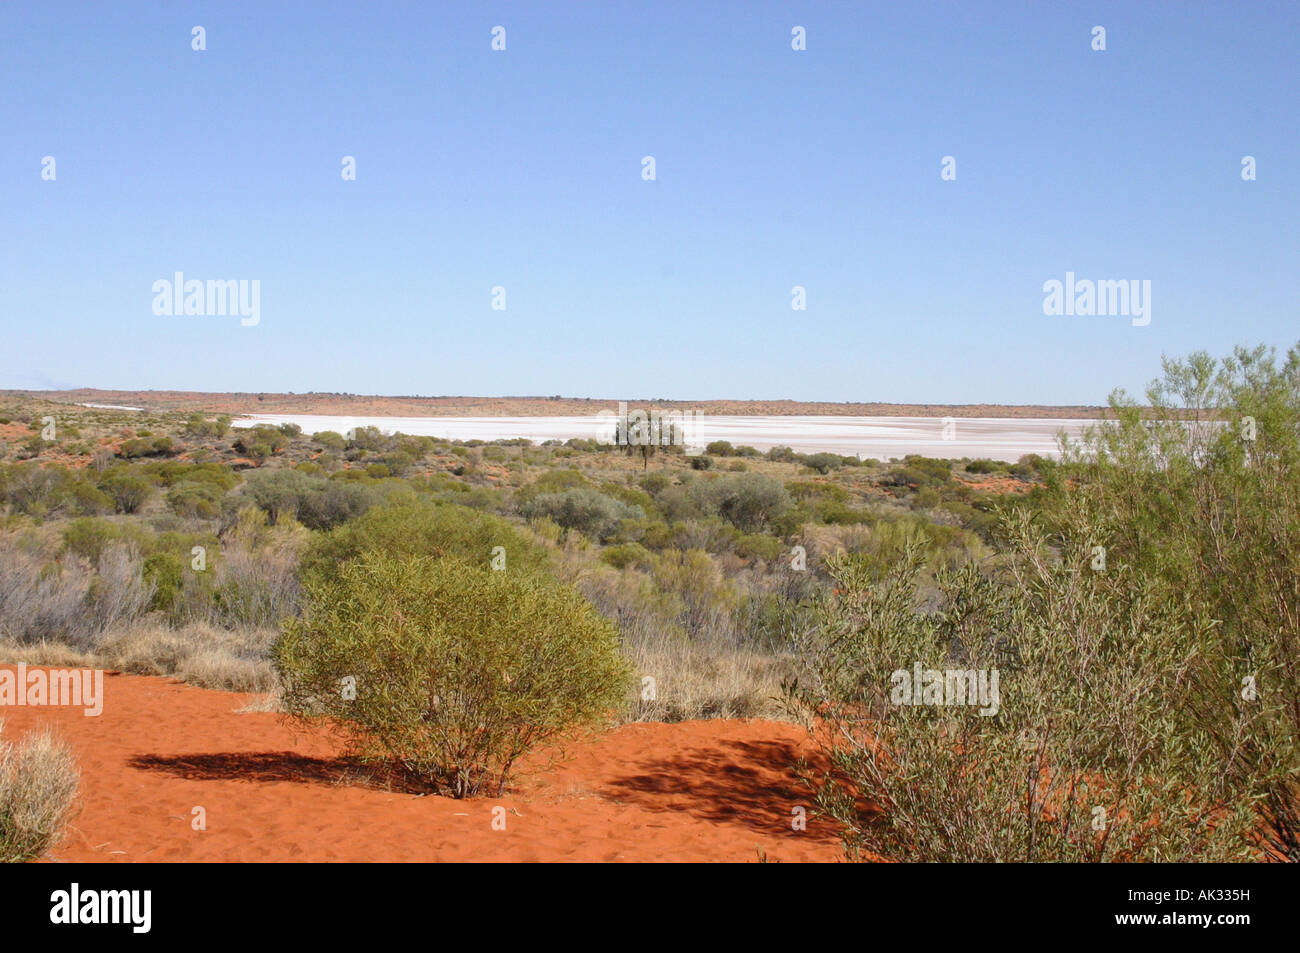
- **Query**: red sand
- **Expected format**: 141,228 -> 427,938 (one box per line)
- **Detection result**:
1,670 -> 842,862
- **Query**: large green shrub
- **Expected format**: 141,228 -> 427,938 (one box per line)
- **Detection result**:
520,488 -> 643,542
302,500 -> 550,582
692,472 -> 792,533
275,552 -> 631,797
788,526 -> 1259,862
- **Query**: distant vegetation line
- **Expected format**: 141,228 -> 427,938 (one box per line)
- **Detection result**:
5,389 -> 1110,420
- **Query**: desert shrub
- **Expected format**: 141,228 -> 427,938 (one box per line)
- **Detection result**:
903,455 -> 953,483
85,543 -> 154,641
731,532 -> 783,562
166,481 -> 225,519
1047,343 -> 1300,859
636,473 -> 671,496
689,455 -> 713,470
184,413 -> 231,438
600,542 -> 653,570
0,537 -> 90,646
521,489 -> 643,543
694,472 -> 792,533
296,481 -> 379,531
802,452 -> 844,474
97,621 -> 276,693
0,724 -> 79,862
787,525 -> 1260,862
275,552 -> 631,797
62,518 -> 121,563
303,501 -> 550,583
232,425 -> 288,462
1009,453 -> 1051,481
705,440 -> 734,456
143,552 -> 185,613
241,469 -> 379,530
119,436 -> 172,458
209,529 -> 302,629
381,451 -> 415,476
0,464 -> 88,517
346,425 -> 389,452
879,465 -> 932,489
522,469 -> 589,497
140,461 -> 239,490
312,430 -> 346,451
965,458 -> 1003,475
812,499 -> 870,525
787,480 -> 850,503
98,469 -> 153,514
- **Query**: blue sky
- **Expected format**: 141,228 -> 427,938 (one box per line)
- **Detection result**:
2,1 -> 1296,404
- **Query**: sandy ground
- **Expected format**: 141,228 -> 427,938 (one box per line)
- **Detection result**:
2,669 -> 842,863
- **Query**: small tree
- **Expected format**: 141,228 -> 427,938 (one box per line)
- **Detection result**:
275,552 -> 631,797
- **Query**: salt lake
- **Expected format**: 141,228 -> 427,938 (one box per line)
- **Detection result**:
232,413 -> 1097,462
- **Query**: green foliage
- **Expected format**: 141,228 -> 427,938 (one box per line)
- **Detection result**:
97,468 -> 153,514
62,518 -> 121,562
184,413 -> 231,439
691,472 -> 792,533
232,425 -> 288,462
1048,343 -> 1300,859
143,552 -> 185,612
521,488 -> 644,542
311,431 -> 346,451
119,436 -> 173,459
788,528 -> 1259,862
303,500 -> 550,583
242,469 -> 380,531
275,552 -> 631,797
166,481 -> 225,519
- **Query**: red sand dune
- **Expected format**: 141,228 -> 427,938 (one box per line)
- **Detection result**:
2,670 -> 842,862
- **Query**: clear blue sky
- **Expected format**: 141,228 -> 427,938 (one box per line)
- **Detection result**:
2,1 -> 1296,404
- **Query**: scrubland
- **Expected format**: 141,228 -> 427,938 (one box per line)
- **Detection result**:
2,343 -> 1297,861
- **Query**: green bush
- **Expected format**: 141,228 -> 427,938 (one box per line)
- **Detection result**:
242,469 -> 380,530
166,482 -> 225,519
693,472 -> 792,533
98,469 -> 154,514
788,529 -> 1258,862
312,431 -> 347,451
232,426 -> 288,462
521,488 -> 643,543
143,552 -> 185,612
275,552 -> 631,797
303,501 -> 550,583
119,436 -> 172,458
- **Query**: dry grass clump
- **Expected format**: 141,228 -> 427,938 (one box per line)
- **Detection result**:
0,722 -> 80,862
